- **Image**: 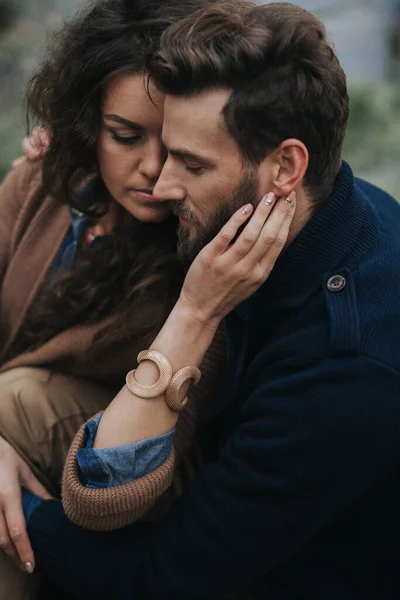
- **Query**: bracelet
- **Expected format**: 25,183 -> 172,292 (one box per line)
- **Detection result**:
125,350 -> 172,398
165,366 -> 201,412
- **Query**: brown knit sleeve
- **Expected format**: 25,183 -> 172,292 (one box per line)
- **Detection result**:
61,326 -> 226,530
62,422 -> 176,531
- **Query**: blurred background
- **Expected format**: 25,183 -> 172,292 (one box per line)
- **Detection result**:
0,0 -> 399,196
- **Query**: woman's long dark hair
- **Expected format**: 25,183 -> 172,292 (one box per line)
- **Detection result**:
20,0 -> 210,359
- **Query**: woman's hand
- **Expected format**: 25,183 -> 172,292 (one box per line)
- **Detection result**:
95,191 -> 295,451
11,127 -> 50,169
181,191 -> 296,328
0,436 -> 52,572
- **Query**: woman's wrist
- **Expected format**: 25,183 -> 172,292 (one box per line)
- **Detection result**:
94,296 -> 219,450
175,292 -> 223,332
149,296 -> 219,374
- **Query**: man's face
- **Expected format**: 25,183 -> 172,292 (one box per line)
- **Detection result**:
153,88 -> 275,263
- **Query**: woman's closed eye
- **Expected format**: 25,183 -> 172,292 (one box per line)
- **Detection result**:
107,128 -> 141,145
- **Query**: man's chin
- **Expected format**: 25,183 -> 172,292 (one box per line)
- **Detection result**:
177,227 -> 205,265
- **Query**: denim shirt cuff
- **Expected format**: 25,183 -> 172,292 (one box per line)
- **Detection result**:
22,488 -> 45,523
76,413 -> 175,489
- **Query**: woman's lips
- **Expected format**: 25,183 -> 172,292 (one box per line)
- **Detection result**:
133,189 -> 156,202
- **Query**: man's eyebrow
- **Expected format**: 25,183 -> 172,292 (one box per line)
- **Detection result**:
104,114 -> 144,131
168,148 -> 213,165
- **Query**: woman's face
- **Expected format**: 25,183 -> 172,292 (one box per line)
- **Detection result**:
97,73 -> 172,223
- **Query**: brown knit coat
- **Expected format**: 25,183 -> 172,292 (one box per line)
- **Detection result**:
0,162 -> 226,530
0,162 -> 158,381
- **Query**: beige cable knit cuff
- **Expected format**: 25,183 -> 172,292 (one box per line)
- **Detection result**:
62,421 -> 175,531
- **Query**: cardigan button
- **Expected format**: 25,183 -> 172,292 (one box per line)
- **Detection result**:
327,275 -> 346,292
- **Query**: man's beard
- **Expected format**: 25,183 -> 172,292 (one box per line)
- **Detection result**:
171,167 -> 260,266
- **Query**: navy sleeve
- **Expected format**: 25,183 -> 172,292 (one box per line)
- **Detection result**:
27,355 -> 400,600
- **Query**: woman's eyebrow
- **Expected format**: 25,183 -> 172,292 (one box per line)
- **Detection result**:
104,114 -> 144,131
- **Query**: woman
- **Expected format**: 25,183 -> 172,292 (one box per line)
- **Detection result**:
0,0 -> 224,595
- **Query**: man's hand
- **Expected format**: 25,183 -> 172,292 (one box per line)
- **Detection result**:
11,127 -> 50,169
0,436 -> 52,572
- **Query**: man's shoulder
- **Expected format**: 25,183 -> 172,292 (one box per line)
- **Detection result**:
354,177 -> 400,234
244,173 -> 400,378
354,177 -> 398,204
353,177 -> 400,315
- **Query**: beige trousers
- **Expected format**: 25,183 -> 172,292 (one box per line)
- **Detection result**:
0,367 -> 117,600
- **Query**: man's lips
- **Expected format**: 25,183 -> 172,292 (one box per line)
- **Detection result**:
178,215 -> 190,226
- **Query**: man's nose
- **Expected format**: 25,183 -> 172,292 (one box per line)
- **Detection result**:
153,159 -> 185,202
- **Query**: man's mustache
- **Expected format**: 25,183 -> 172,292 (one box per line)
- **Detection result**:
169,203 -> 197,225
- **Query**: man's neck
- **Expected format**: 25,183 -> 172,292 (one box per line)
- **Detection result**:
286,178 -> 337,247
286,187 -> 314,247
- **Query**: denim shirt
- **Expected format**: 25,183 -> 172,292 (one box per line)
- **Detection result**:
77,414 -> 174,487
22,208 -> 174,521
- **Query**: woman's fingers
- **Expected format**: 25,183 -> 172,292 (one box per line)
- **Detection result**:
246,191 -> 296,266
229,192 -> 277,259
21,137 -> 42,161
259,192 -> 296,269
207,203 -> 254,254
0,509 -> 20,566
21,464 -> 53,501
3,490 -> 35,570
37,127 -> 51,148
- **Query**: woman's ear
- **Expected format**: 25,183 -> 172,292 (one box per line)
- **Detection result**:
269,139 -> 309,198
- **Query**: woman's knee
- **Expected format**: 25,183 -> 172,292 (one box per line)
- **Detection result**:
0,368 -> 53,448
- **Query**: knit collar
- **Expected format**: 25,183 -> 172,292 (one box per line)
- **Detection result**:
235,161 -> 380,321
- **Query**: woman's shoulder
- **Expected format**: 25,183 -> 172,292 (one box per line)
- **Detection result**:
0,161 -> 58,246
10,159 -> 45,197
1,159 -> 45,206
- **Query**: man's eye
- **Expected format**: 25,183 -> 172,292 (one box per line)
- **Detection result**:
184,164 -> 204,175
109,130 -> 141,145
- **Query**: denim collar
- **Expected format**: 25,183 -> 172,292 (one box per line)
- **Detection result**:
69,207 -> 90,242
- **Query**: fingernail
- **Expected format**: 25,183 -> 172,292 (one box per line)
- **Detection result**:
284,191 -> 296,205
24,561 -> 34,574
242,204 -> 252,215
264,192 -> 275,205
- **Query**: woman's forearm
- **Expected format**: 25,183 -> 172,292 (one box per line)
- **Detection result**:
94,193 -> 294,450
94,296 -> 218,449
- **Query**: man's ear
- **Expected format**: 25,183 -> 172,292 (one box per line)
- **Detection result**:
267,139 -> 308,198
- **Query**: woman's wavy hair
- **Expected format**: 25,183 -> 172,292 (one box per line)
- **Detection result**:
21,0 -> 211,360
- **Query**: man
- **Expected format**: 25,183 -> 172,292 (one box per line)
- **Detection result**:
25,2 -> 400,599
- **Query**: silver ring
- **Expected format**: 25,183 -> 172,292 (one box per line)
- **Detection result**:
285,195 -> 293,204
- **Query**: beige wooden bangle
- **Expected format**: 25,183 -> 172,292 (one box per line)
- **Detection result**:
165,366 -> 201,412
125,350 -> 172,399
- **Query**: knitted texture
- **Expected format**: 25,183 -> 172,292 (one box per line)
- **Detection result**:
61,325 -> 226,530
62,423 -> 176,530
